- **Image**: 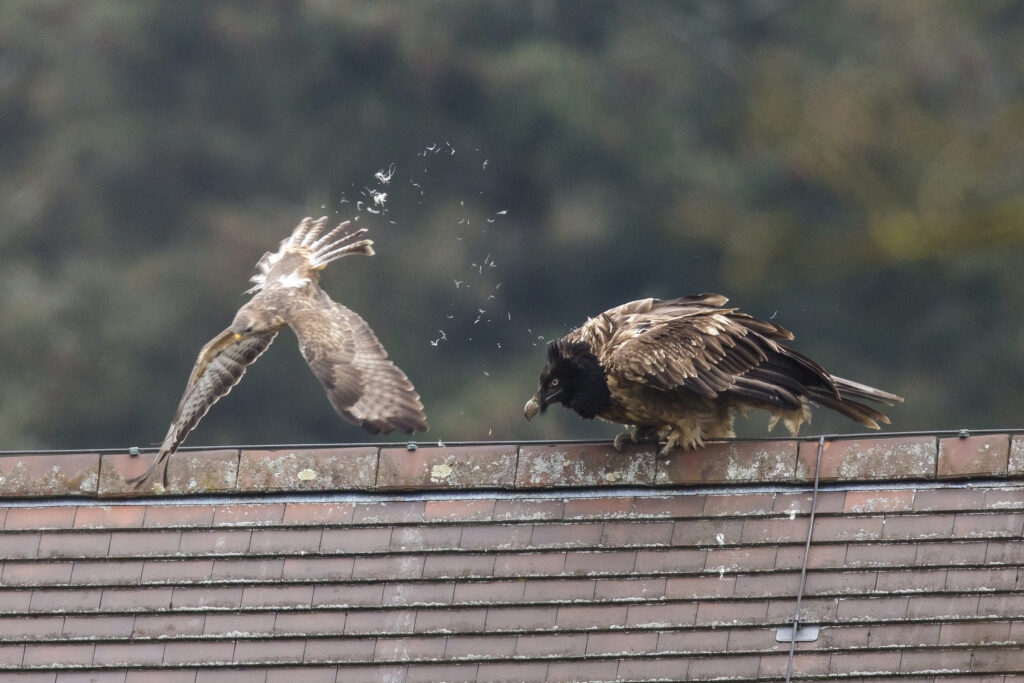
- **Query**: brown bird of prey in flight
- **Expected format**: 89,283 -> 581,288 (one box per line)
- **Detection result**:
524,294 -> 901,455
128,217 -> 428,489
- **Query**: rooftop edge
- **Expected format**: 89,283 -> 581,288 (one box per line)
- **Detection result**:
0,433 -> 1020,499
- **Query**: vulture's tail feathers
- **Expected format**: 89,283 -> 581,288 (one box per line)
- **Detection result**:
831,375 -> 904,406
804,376 -> 902,430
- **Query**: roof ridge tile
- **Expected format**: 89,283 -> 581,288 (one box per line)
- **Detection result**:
4,432 -> 1016,498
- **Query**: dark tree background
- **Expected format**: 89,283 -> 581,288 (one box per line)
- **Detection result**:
1,1 -> 1022,450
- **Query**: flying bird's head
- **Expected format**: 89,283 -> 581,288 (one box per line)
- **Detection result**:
231,304 -> 284,339
524,340 -> 611,421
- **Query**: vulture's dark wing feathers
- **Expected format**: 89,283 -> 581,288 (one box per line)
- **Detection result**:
602,300 -> 839,411
604,312 -> 762,394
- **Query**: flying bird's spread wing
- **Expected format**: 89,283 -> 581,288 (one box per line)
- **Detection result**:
290,298 -> 429,435
133,216 -> 428,491
127,328 -> 277,488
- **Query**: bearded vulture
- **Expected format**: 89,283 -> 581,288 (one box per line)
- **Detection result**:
524,294 -> 901,455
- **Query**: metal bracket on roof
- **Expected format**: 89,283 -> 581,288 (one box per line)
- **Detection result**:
776,623 -> 819,642
129,446 -> 140,457
784,434 -> 826,682
958,428 -> 970,439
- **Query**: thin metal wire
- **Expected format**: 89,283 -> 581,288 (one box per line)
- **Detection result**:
0,426 -> 1019,457
785,434 -> 825,683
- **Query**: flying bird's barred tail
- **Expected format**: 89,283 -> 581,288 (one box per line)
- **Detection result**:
249,217 -> 375,292
286,216 -> 376,267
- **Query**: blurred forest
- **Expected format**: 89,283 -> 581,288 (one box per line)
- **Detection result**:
1,0 -> 1022,451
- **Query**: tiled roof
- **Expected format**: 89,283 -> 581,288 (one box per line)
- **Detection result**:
1,432 -> 1023,681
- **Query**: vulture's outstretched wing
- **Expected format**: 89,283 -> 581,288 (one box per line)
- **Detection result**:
603,309 -> 836,413
128,328 -> 277,489
290,299 -> 428,435
601,303 -> 896,426
606,312 -> 760,392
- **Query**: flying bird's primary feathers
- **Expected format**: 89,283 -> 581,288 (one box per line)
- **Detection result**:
524,294 -> 902,455
129,217 -> 428,489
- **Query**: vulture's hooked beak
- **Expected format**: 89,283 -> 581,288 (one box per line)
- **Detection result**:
233,333 -> 242,341
523,396 -> 541,421
523,389 -> 561,421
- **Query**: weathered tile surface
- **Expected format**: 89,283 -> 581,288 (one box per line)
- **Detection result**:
99,449 -> 238,496
0,453 -> 99,497
938,433 -> 1010,478
1009,434 -> 1024,475
797,436 -> 937,481
1,435 -> 1023,679
3,434 -> 1018,499
516,442 -> 656,487
377,444 -> 517,489
237,447 -> 377,491
657,440 -> 797,485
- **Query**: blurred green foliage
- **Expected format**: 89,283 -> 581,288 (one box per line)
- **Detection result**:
1,0 -> 1022,450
